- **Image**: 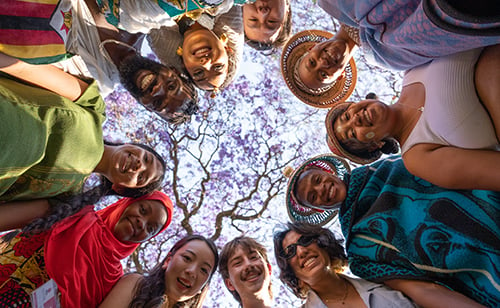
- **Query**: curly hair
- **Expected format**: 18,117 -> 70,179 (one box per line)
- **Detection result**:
21,141 -> 166,234
219,236 -> 273,304
129,235 -> 219,308
273,222 -> 347,299
245,2 -> 292,52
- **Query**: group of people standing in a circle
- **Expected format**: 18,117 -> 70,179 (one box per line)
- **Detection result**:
0,0 -> 499,307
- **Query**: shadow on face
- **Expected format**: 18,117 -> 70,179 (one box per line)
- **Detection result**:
114,199 -> 168,243
182,27 -> 228,90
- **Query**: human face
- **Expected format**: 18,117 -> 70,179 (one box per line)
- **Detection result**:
113,199 -> 168,243
296,167 -> 346,209
333,100 -> 391,146
164,240 -> 216,304
108,144 -> 163,189
298,39 -> 351,89
135,67 -> 193,120
243,0 -> 288,43
182,28 -> 228,90
119,55 -> 193,119
282,231 -> 330,287
225,246 -> 271,298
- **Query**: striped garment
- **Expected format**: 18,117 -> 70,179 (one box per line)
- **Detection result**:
0,0 -> 73,64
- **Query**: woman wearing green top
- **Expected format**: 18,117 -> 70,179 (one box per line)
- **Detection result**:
0,51 -> 166,230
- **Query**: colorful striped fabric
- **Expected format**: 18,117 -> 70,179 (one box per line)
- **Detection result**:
0,0 -> 72,64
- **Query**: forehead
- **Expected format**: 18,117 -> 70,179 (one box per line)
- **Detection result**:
159,65 -> 176,75
178,240 -> 215,266
229,246 -> 257,262
148,199 -> 168,220
282,230 -> 301,248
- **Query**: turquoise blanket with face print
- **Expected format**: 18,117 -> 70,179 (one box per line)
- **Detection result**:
340,156 -> 500,307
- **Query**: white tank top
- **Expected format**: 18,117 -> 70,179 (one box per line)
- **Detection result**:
401,48 -> 499,153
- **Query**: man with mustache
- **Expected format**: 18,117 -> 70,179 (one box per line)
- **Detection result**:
219,236 -> 273,308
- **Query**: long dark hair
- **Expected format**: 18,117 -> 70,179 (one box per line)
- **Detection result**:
273,222 -> 347,299
22,141 -> 166,234
129,235 -> 219,308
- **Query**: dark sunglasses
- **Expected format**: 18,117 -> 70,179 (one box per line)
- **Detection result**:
280,235 -> 318,260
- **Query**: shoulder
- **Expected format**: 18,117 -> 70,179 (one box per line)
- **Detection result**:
99,273 -> 143,308
345,276 -> 416,308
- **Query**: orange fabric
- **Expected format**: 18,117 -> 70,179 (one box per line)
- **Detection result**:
44,191 -> 173,307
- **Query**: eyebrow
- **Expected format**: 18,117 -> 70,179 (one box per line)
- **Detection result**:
229,255 -> 242,265
186,249 -> 214,269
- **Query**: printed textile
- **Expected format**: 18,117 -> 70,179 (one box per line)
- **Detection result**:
339,156 -> 500,307
0,232 -> 49,308
0,0 -> 73,64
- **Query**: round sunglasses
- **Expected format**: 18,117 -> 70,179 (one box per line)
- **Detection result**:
280,235 -> 318,259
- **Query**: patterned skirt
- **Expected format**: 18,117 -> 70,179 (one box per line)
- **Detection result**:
0,232 -> 49,308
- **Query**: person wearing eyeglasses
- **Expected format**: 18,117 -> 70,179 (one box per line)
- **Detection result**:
273,221 -> 417,308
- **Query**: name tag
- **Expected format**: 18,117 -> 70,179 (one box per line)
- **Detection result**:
30,279 -> 60,308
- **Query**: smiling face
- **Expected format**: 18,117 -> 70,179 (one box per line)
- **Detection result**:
182,28 -> 228,90
243,0 -> 288,44
119,55 -> 195,120
282,231 -> 330,288
225,246 -> 271,299
135,68 -> 194,120
113,199 -> 168,243
295,167 -> 346,209
164,240 -> 216,304
332,100 -> 391,147
298,39 -> 351,89
107,144 -> 163,189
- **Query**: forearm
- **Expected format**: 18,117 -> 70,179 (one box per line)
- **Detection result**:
0,52 -> 88,101
384,279 -> 486,308
0,199 -> 51,232
404,145 -> 500,191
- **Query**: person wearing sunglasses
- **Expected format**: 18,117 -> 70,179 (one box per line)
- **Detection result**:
273,221 -> 417,308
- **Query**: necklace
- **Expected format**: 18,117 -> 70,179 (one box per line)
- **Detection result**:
98,39 -> 137,66
323,277 -> 349,305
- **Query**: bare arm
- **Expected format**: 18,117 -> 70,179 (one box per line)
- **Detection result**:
403,144 -> 500,190
0,52 -> 88,101
475,44 -> 500,141
0,199 -> 50,232
99,273 -> 142,308
384,279 -> 486,308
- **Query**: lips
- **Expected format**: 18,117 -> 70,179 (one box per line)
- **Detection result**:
193,47 -> 211,57
243,269 -> 261,282
362,108 -> 373,125
136,70 -> 157,94
177,277 -> 192,290
327,184 -> 335,202
301,256 -> 317,269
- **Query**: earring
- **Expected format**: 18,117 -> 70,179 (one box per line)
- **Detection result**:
176,46 -> 183,56
219,33 -> 228,45
210,88 -> 219,98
